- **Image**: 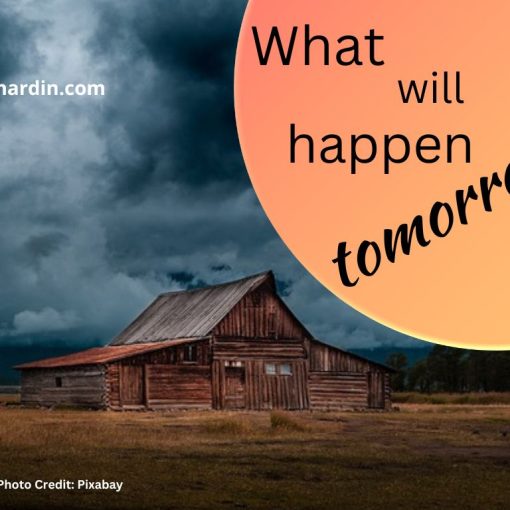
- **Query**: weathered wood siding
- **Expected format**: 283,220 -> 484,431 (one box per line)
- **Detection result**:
20,366 -> 105,408
308,340 -> 390,410
106,340 -> 211,409
145,365 -> 211,409
309,372 -> 368,410
309,341 -> 376,373
211,359 -> 308,410
213,339 -> 305,359
214,283 -> 310,340
211,336 -> 309,410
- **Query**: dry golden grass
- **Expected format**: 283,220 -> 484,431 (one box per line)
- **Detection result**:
0,404 -> 510,509
270,411 -> 308,432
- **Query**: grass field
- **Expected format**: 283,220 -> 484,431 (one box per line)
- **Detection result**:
1,396 -> 510,509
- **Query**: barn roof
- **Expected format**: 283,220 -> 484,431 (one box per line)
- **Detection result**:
15,337 -> 207,370
110,271 -> 274,345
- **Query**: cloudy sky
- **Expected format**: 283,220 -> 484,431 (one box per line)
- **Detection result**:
0,0 -> 427,353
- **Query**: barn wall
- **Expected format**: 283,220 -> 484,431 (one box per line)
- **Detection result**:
213,283 -> 309,340
309,372 -> 368,410
309,341 -> 378,373
308,341 -> 391,410
212,337 -> 309,410
146,365 -> 211,409
385,373 -> 391,408
106,340 -> 211,409
213,338 -> 305,359
20,366 -> 105,408
211,359 -> 308,410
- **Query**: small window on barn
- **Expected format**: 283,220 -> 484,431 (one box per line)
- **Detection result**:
280,364 -> 292,376
55,377 -> 63,388
265,363 -> 277,375
184,344 -> 197,362
225,361 -> 244,368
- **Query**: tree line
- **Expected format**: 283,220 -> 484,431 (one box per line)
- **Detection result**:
386,346 -> 510,392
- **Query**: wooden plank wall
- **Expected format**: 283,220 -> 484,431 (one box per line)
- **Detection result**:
115,341 -> 209,366
106,340 -> 211,410
213,283 -> 310,340
146,365 -> 211,409
211,358 -> 309,410
309,341 -> 376,373
212,337 -> 308,410
20,366 -> 106,408
308,340 -> 391,410
309,372 -> 368,410
385,373 -> 391,409
213,339 -> 305,359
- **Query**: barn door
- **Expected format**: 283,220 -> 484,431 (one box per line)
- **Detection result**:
367,371 -> 385,409
120,365 -> 145,406
224,366 -> 246,409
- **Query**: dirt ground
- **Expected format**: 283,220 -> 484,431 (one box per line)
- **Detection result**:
1,400 -> 510,509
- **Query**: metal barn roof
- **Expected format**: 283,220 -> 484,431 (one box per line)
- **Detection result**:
110,271 -> 273,346
15,337 -> 207,369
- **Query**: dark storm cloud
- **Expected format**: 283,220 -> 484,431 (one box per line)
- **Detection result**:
0,0 -> 426,356
24,232 -> 68,260
89,0 -> 248,197
0,6 -> 37,80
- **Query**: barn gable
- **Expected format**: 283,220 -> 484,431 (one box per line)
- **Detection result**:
213,275 -> 312,340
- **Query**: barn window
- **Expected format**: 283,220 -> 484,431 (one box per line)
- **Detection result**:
265,363 -> 292,376
280,364 -> 292,376
225,361 -> 244,367
55,377 -> 63,388
265,363 -> 277,375
184,344 -> 197,362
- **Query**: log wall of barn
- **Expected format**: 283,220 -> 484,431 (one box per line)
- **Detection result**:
213,338 -> 305,359
145,365 -> 211,409
309,372 -> 368,410
20,366 -> 106,408
213,283 -> 310,340
106,340 -> 211,409
308,340 -> 390,410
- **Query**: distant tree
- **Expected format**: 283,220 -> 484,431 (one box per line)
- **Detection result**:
407,360 -> 432,393
484,352 -> 510,391
426,346 -> 467,392
385,352 -> 408,391
465,350 -> 489,392
395,345 -> 510,394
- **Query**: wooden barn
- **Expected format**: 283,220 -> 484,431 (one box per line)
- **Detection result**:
15,271 -> 393,411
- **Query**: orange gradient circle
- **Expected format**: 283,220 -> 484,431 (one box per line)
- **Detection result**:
235,0 -> 510,349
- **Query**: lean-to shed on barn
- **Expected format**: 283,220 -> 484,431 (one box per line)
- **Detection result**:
15,271 -> 393,411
